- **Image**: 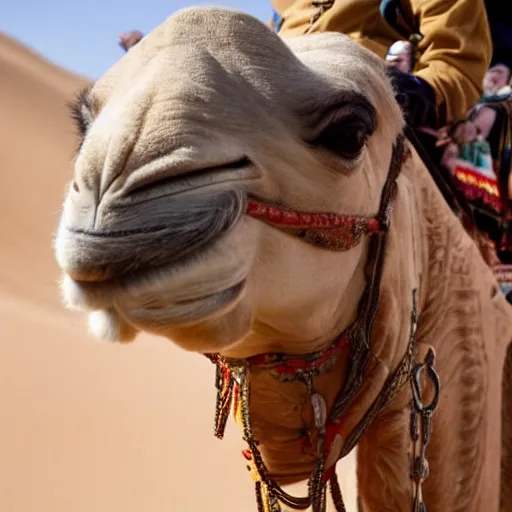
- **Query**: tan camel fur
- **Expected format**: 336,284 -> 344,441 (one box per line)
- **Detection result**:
54,7 -> 512,511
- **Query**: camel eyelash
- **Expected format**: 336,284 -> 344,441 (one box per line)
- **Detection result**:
68,86 -> 94,142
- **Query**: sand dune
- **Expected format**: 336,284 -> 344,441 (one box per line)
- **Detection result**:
0,33 -> 356,511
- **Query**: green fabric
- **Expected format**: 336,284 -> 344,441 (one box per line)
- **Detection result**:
458,138 -> 494,175
480,90 -> 512,104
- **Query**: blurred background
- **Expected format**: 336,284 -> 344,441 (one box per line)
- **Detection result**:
0,2 -> 356,511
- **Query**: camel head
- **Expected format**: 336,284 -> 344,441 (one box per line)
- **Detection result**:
55,7 -> 404,356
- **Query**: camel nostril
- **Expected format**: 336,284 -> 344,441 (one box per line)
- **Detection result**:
72,181 -> 79,192
126,157 -> 252,197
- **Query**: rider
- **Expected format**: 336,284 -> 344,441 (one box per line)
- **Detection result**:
269,0 -> 496,258
385,41 -> 413,74
270,0 -> 492,133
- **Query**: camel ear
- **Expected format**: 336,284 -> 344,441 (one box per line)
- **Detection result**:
309,93 -> 377,160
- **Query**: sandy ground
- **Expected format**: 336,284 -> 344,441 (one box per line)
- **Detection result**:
0,32 -> 357,511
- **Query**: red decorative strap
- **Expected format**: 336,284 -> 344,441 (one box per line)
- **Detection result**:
246,200 -> 381,233
247,331 -> 350,378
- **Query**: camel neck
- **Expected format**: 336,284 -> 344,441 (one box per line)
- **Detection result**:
202,136 -> 416,511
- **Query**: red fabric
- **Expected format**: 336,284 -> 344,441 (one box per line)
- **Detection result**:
453,164 -> 502,213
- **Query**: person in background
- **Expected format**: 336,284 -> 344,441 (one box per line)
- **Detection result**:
385,40 -> 413,74
384,38 -> 445,160
481,62 -> 512,100
443,63 -> 511,172
118,30 -> 144,52
439,62 -> 512,271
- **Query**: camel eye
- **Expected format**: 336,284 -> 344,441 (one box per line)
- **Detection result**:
313,93 -> 377,160
312,102 -> 376,160
314,119 -> 371,159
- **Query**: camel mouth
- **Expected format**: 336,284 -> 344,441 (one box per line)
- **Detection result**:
57,189 -> 247,283
61,247 -> 250,330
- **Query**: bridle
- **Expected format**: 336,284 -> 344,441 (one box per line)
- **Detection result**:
204,134 -> 440,511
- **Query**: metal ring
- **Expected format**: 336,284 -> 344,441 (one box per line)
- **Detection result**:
411,349 -> 440,414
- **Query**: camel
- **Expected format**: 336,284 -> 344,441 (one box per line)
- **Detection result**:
54,7 -> 512,511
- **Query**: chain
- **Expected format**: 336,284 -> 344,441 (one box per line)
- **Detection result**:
409,348 -> 440,512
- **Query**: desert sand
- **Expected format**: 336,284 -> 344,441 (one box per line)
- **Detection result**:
0,32 -> 356,511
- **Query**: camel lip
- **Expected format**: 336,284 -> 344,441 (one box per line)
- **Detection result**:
57,188 -> 246,283
67,224 -> 170,238
63,243 -> 249,315
115,278 -> 247,327
173,278 -> 246,308
63,228 -> 233,286
64,181 -> 257,241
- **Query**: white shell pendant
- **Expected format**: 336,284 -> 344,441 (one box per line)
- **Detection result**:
311,392 -> 327,431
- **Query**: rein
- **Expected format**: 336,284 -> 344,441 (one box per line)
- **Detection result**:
204,134 -> 440,511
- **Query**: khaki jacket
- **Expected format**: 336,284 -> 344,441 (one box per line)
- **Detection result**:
271,0 -> 492,125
